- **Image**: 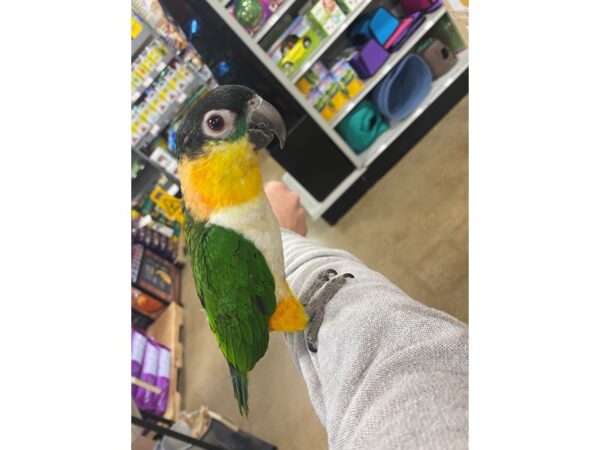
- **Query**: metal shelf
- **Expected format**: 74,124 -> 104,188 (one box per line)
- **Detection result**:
133,147 -> 180,185
132,17 -> 153,59
254,0 -> 298,42
359,50 -> 469,166
132,163 -> 162,202
329,7 -> 446,127
133,75 -> 206,152
131,47 -> 177,103
205,0 -> 364,168
289,0 -> 375,83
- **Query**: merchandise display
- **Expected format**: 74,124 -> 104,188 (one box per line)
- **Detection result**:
230,0 -> 285,36
371,53 -> 432,121
416,37 -> 457,79
267,15 -> 323,76
384,12 -> 425,51
349,39 -> 389,78
398,0 -> 442,15
133,338 -> 160,411
132,331 -> 172,415
307,0 -> 346,36
429,13 -> 465,52
235,0 -> 264,30
132,246 -> 181,304
131,59 -> 204,148
336,98 -> 389,152
298,59 -> 364,120
146,302 -> 184,420
132,0 -> 188,51
132,287 -> 168,320
132,329 -> 148,396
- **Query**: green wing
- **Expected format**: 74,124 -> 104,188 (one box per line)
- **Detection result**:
184,210 -> 276,373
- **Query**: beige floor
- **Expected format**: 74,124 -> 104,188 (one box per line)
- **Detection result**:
180,96 -> 468,449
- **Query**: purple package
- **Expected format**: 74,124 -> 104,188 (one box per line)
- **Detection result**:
131,329 -> 147,397
154,345 -> 172,415
133,338 -> 160,412
349,39 -> 389,78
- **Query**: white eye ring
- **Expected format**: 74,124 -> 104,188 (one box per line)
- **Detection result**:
202,109 -> 236,139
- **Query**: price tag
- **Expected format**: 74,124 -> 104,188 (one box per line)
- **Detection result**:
151,124 -> 160,135
157,61 -> 166,72
176,92 -> 187,104
143,77 -> 152,87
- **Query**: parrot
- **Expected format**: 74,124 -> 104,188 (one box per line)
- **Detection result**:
176,85 -> 352,416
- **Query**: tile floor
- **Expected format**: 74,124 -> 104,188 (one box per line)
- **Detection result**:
180,96 -> 468,449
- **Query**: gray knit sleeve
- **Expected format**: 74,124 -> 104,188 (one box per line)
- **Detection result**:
281,229 -> 468,450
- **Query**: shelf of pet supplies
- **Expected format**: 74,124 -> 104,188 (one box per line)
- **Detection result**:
283,168 -> 366,219
254,0 -> 300,42
132,148 -> 180,185
359,49 -> 469,166
132,163 -> 163,202
289,0 -> 375,83
133,76 -> 208,153
205,0 -> 365,168
329,7 -> 446,127
132,15 -> 154,59
131,46 -> 177,104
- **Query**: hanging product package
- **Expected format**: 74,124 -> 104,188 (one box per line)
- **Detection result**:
371,53 -> 432,121
336,99 -> 389,153
133,338 -> 160,412
154,344 -> 171,415
131,329 -> 148,397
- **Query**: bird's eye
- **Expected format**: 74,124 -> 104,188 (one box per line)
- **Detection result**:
202,109 -> 236,139
207,115 -> 224,131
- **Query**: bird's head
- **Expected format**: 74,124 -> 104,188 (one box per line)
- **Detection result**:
176,85 -> 286,219
176,84 -> 286,160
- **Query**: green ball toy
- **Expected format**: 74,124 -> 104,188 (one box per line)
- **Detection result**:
235,0 -> 263,30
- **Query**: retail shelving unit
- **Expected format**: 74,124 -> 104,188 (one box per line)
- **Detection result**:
253,0 -> 298,42
203,0 -> 468,220
131,13 -> 216,200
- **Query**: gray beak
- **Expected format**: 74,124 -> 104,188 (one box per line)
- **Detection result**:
246,96 -> 286,150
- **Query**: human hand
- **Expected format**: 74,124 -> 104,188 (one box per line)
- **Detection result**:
264,181 -> 308,236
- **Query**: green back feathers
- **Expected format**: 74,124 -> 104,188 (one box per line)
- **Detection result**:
184,209 -> 276,374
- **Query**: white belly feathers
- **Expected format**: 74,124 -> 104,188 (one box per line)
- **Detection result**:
208,194 -> 287,301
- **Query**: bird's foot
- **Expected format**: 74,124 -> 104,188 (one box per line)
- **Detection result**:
300,269 -> 354,353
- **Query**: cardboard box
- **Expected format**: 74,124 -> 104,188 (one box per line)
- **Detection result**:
132,436 -> 156,450
307,0 -> 346,36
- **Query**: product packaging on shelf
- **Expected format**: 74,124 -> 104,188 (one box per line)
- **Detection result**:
334,0 -> 365,14
131,329 -> 148,396
295,60 -> 329,94
133,338 -> 160,411
329,59 -> 364,98
307,88 -> 336,121
267,16 -> 323,76
154,345 -> 172,415
316,75 -> 348,111
132,287 -> 168,320
307,0 -> 346,36
150,142 -> 178,174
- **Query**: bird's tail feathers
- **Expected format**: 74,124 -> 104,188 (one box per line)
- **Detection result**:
228,362 -> 249,417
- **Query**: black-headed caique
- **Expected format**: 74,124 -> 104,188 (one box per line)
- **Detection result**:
176,85 -> 319,417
